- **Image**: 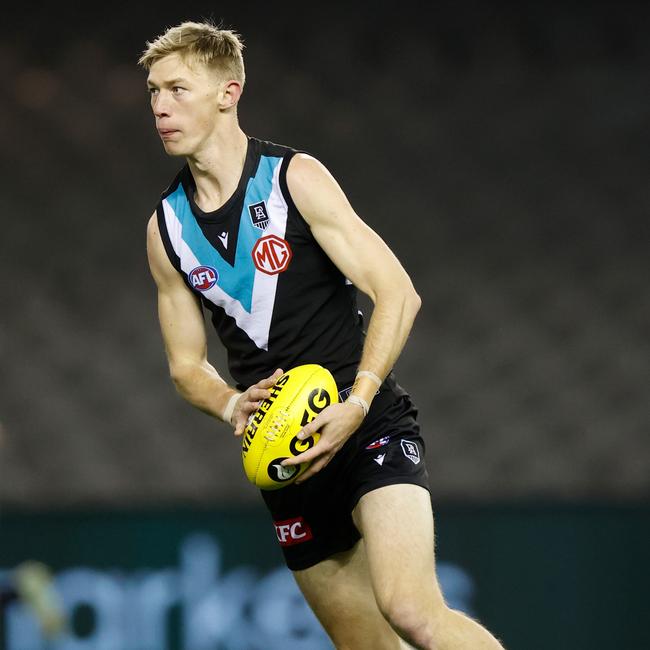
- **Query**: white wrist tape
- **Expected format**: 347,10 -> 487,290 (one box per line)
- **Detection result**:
356,370 -> 383,388
222,392 -> 241,425
347,395 -> 369,417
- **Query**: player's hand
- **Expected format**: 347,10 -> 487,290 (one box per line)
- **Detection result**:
281,401 -> 365,483
231,368 -> 284,437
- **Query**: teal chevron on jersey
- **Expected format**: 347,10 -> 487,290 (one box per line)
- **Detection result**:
159,147 -> 291,351
155,137 -> 365,387
165,155 -> 282,313
233,155 -> 283,299
244,155 -> 282,212
165,183 -> 256,312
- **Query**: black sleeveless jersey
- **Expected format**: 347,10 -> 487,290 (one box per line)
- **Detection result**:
155,137 -> 365,390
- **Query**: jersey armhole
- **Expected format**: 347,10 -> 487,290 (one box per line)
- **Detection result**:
156,204 -> 183,274
279,151 -> 316,242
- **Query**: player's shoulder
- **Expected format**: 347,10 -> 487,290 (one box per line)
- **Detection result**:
146,211 -> 158,237
146,208 -> 182,286
159,164 -> 189,201
147,164 -> 190,232
249,136 -> 323,180
146,165 -> 184,237
249,136 -> 302,160
285,152 -> 326,177
146,211 -> 164,261
285,151 -> 342,207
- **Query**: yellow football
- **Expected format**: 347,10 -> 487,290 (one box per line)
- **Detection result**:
241,364 -> 338,490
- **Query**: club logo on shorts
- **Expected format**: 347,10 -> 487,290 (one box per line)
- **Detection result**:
267,457 -> 298,482
274,517 -> 313,547
252,235 -> 293,275
400,439 -> 421,465
248,201 -> 270,230
188,265 -> 219,291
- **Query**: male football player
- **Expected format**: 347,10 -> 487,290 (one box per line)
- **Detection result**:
141,21 -> 505,649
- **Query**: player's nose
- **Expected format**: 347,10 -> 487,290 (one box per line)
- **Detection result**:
152,93 -> 171,117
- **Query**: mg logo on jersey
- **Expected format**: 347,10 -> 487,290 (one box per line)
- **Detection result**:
252,235 -> 293,275
248,201 -> 270,230
188,265 -> 219,291
273,517 -> 313,547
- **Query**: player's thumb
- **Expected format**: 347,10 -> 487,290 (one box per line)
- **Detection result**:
233,417 -> 245,437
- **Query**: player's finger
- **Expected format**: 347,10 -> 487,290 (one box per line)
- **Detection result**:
295,456 -> 331,484
237,400 -> 259,420
281,442 -> 325,467
257,368 -> 284,388
296,411 -> 330,440
235,418 -> 247,436
248,387 -> 270,402
233,401 -> 260,436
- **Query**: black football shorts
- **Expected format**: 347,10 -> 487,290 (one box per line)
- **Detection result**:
261,377 -> 430,571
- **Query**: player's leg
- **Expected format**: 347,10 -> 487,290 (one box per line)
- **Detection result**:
293,539 -> 403,650
353,484 -> 505,650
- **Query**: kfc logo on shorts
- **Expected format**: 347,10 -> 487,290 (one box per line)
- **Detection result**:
274,517 -> 313,547
252,235 -> 292,275
401,439 -> 421,464
248,201 -> 270,230
188,265 -> 219,291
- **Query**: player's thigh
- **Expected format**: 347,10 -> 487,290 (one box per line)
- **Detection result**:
293,540 -> 402,650
352,484 -> 444,613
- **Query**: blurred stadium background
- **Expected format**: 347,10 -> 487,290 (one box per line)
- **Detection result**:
0,2 -> 648,649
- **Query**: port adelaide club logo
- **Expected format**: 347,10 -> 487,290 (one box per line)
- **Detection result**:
252,235 -> 292,275
188,265 -> 219,291
248,201 -> 270,230
401,439 -> 421,465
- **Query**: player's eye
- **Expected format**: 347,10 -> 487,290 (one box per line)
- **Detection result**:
172,86 -> 186,95
147,87 -> 159,96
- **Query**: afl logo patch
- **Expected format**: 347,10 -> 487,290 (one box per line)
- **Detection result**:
188,265 -> 218,291
252,235 -> 293,275
366,436 -> 391,450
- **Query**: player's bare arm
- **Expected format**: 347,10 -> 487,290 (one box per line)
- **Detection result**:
282,155 -> 421,480
146,214 -> 282,434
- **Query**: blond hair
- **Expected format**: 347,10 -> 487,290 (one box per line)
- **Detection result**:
139,21 -> 245,85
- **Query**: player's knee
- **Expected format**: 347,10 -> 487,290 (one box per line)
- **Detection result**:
376,596 -> 435,647
376,590 -> 449,649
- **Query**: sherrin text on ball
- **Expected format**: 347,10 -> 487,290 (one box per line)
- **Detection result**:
241,364 -> 338,489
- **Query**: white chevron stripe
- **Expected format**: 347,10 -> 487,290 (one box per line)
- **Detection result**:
162,161 -> 288,351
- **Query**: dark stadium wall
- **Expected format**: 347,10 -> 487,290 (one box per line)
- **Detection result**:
1,1 -> 647,508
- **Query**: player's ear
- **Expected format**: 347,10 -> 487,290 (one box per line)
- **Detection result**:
219,79 -> 243,109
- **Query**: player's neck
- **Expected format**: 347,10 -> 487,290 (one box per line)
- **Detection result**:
187,126 -> 248,213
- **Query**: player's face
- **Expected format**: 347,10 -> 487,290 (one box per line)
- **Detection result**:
147,54 -> 222,157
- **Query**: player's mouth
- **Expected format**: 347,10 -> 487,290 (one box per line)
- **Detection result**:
158,128 -> 180,140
